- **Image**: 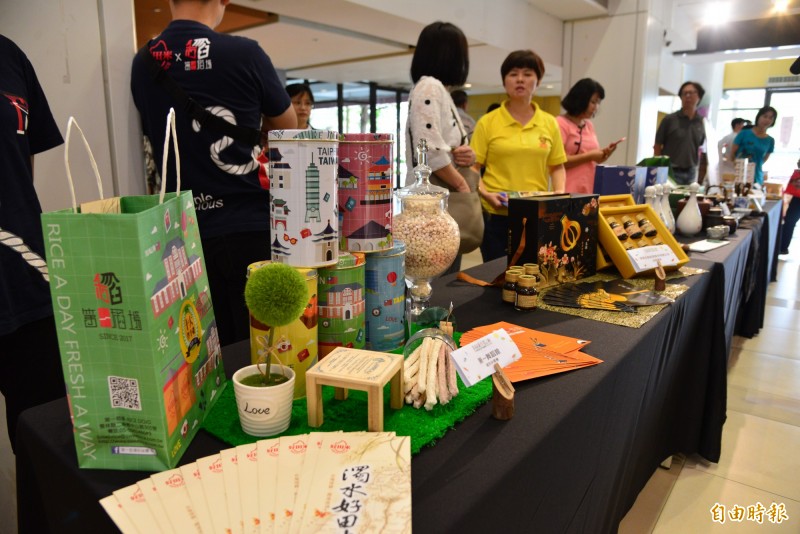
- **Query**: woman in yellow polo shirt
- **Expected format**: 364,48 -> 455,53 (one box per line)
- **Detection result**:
471,49 -> 567,262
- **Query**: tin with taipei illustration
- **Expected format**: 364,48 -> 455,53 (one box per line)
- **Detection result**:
337,133 -> 394,253
317,252 -> 366,358
268,129 -> 339,268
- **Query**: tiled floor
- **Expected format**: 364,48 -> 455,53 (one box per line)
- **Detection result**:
619,240 -> 800,532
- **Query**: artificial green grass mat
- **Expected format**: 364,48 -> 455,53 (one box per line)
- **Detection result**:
202,370 -> 492,456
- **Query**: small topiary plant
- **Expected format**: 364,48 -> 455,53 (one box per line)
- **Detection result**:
243,262 -> 309,386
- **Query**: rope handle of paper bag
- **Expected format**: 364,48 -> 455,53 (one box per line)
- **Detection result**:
65,117 -> 105,212
159,108 -> 182,204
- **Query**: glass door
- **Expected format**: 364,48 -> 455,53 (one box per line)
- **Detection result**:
764,89 -> 800,181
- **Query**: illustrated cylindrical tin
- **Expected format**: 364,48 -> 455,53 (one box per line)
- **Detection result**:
317,252 -> 366,358
364,241 -> 406,351
337,133 -> 394,253
268,129 -> 339,267
247,261 -> 319,399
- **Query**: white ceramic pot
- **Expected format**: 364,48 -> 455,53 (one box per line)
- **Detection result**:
232,364 -> 295,437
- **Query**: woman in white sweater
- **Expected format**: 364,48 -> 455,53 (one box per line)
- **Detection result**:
405,21 -> 475,190
405,22 -> 477,272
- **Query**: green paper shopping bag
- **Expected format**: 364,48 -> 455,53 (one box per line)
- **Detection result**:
42,110 -> 226,471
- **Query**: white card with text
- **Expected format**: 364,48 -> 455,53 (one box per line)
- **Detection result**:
450,328 -> 522,387
627,244 -> 680,272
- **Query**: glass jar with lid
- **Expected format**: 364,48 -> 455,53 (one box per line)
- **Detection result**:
394,139 -> 460,327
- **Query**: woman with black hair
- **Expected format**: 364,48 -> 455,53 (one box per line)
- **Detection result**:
405,22 -> 478,272
730,106 -> 777,185
286,82 -> 315,130
405,21 -> 475,191
556,78 -> 621,193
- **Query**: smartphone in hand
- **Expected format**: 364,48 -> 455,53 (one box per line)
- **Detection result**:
610,137 -> 626,148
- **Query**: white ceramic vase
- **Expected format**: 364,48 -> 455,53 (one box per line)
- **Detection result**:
645,186 -> 666,228
659,183 -> 676,233
676,182 -> 703,237
232,364 -> 296,437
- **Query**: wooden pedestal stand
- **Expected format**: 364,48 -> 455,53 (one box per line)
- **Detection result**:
491,363 -> 515,420
306,347 -> 404,432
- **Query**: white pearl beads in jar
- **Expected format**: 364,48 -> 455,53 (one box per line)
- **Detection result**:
394,196 -> 459,280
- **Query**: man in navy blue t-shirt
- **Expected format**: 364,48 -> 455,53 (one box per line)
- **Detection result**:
131,0 -> 296,346
0,34 -> 65,451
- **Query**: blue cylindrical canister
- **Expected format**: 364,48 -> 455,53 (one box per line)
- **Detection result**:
364,241 -> 406,351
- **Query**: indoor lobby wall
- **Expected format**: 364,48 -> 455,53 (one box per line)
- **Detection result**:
563,6 -> 664,166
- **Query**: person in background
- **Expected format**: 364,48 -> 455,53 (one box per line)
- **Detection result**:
780,158 -> 800,255
131,0 -> 296,347
717,117 -> 750,177
485,102 -> 501,114
286,82 -> 315,130
556,78 -> 620,194
405,21 -> 475,272
654,81 -> 706,185
450,89 -> 475,138
471,49 -> 567,262
0,34 -> 65,452
730,106 -> 776,186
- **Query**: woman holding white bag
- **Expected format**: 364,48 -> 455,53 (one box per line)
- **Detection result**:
405,21 -> 480,273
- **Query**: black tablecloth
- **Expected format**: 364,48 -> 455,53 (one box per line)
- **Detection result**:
678,224 -> 752,356
17,250 -> 740,533
735,199 -> 782,337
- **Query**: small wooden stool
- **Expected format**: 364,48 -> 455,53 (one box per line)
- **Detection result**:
305,347 -> 404,432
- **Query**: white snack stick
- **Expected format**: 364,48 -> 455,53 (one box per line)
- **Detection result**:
424,340 -> 441,410
436,342 -> 450,405
417,337 -> 432,394
403,367 -> 418,395
446,345 -> 459,397
405,345 -> 421,369
405,382 -> 419,404
403,359 -> 419,386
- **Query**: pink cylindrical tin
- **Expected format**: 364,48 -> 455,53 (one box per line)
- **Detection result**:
268,129 -> 339,267
337,133 -> 394,253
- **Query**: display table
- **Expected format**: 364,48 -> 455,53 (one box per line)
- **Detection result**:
677,223 -> 753,355
17,245 -> 751,533
674,199 -> 782,351
734,199 -> 782,337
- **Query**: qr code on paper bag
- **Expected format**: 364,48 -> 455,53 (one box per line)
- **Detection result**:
108,376 -> 142,411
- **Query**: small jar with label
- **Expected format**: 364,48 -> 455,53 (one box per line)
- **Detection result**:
622,215 -> 643,239
650,235 -> 665,246
636,238 -> 650,248
502,270 -> 520,305
636,213 -> 658,237
622,240 -> 635,251
515,275 -> 539,311
606,216 -> 628,241
526,263 -> 542,284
